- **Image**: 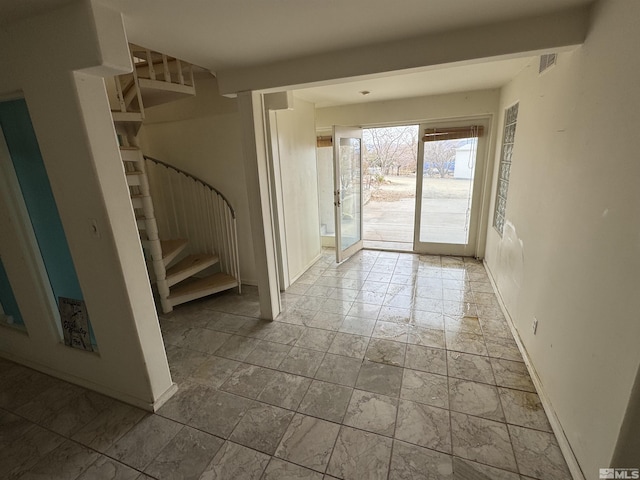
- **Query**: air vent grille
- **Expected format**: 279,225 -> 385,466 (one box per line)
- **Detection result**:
539,53 -> 557,74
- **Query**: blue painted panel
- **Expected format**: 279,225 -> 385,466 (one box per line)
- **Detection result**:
0,257 -> 23,326
0,99 -> 96,347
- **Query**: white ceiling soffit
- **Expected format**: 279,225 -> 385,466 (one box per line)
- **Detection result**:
294,57 -> 533,108
95,0 -> 593,72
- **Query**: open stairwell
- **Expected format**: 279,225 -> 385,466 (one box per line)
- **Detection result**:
110,45 -> 240,314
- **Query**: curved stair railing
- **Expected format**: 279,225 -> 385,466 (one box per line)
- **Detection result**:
140,155 -> 241,312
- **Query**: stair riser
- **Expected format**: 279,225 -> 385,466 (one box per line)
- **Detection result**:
169,281 -> 238,307
166,257 -> 219,287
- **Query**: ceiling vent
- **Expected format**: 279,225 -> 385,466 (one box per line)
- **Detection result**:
539,53 -> 557,74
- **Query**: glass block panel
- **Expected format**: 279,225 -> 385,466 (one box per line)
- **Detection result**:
493,103 -> 519,235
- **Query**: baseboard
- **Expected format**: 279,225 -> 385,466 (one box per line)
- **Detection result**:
289,252 -> 323,285
483,261 -> 586,480
0,350 -> 177,412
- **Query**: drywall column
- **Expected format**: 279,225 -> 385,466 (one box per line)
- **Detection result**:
0,0 -> 174,410
237,91 -> 281,319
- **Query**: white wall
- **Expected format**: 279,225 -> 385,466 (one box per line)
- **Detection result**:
316,89 -> 500,130
0,0 -> 174,410
484,0 -> 640,474
138,74 -> 257,284
273,96 -> 322,282
316,146 -> 335,236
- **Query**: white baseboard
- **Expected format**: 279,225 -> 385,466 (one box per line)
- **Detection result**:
0,351 -> 177,412
289,252 -> 323,285
483,261 -> 586,480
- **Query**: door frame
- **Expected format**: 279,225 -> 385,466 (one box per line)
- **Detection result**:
413,115 -> 493,257
333,125 -> 364,263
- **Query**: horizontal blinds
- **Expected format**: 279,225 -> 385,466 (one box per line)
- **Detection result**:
422,126 -> 484,142
317,136 -> 333,147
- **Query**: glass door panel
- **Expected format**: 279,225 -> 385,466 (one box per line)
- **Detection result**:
414,119 -> 489,256
333,126 -> 363,262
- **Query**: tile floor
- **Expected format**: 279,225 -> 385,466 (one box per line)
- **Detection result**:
0,250 -> 572,479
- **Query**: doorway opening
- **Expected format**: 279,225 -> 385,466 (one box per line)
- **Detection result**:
362,125 -> 418,251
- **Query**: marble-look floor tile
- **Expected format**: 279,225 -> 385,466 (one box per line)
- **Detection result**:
144,426 -> 224,480
199,441 -> 270,480
76,456 -> 139,480
444,316 -> 483,335
275,413 -> 340,472
490,358 -> 536,393
258,372 -> 312,410
298,380 -> 353,423
365,338 -> 406,366
372,321 -> 409,342
229,403 -> 295,455
17,439 -> 99,480
412,310 -> 445,330
389,440 -> 453,480
338,316 -> 376,336
450,412 -> 517,472
156,381 -> 211,424
263,458 -> 324,480
245,341 -> 292,369
39,391 -> 114,438
0,411 -> 34,448
263,323 -> 306,345
327,333 -> 369,359
107,414 -> 182,470
404,344 -> 447,375
189,356 -> 240,388
378,306 -> 412,324
446,331 -> 488,356
188,389 -> 256,438
295,328 -> 337,352
498,387 -> 551,432
401,369 -> 449,409
309,312 -> 346,331
449,378 -> 504,422
206,312 -> 252,334
413,298 -> 444,314
220,363 -> 277,398
165,345 -> 210,382
452,457 -> 520,480
343,390 -> 398,436
213,335 -> 261,361
356,360 -> 403,397
509,425 -> 571,480
176,328 -> 231,354
0,426 -> 65,479
15,382 -> 83,424
72,401 -> 146,453
314,354 -> 362,387
327,426 -> 393,480
485,336 -> 523,362
278,347 -> 325,377
395,400 -> 451,453
407,326 -> 446,349
447,351 -> 495,384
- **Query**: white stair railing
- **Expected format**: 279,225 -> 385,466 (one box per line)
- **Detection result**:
144,156 -> 241,293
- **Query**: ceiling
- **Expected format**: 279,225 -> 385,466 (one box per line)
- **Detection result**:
294,57 -> 533,108
0,0 -> 587,106
1,0 -> 591,71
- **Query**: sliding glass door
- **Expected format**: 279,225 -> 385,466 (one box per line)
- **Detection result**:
414,118 -> 490,256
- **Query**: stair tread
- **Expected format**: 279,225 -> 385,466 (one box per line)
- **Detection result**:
161,239 -> 188,260
168,272 -> 237,299
166,253 -> 219,280
119,146 -> 139,150
125,170 -> 144,175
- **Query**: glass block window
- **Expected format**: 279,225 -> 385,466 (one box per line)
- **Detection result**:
493,102 -> 519,235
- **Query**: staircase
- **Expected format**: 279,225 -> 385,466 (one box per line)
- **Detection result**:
109,45 -> 240,313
